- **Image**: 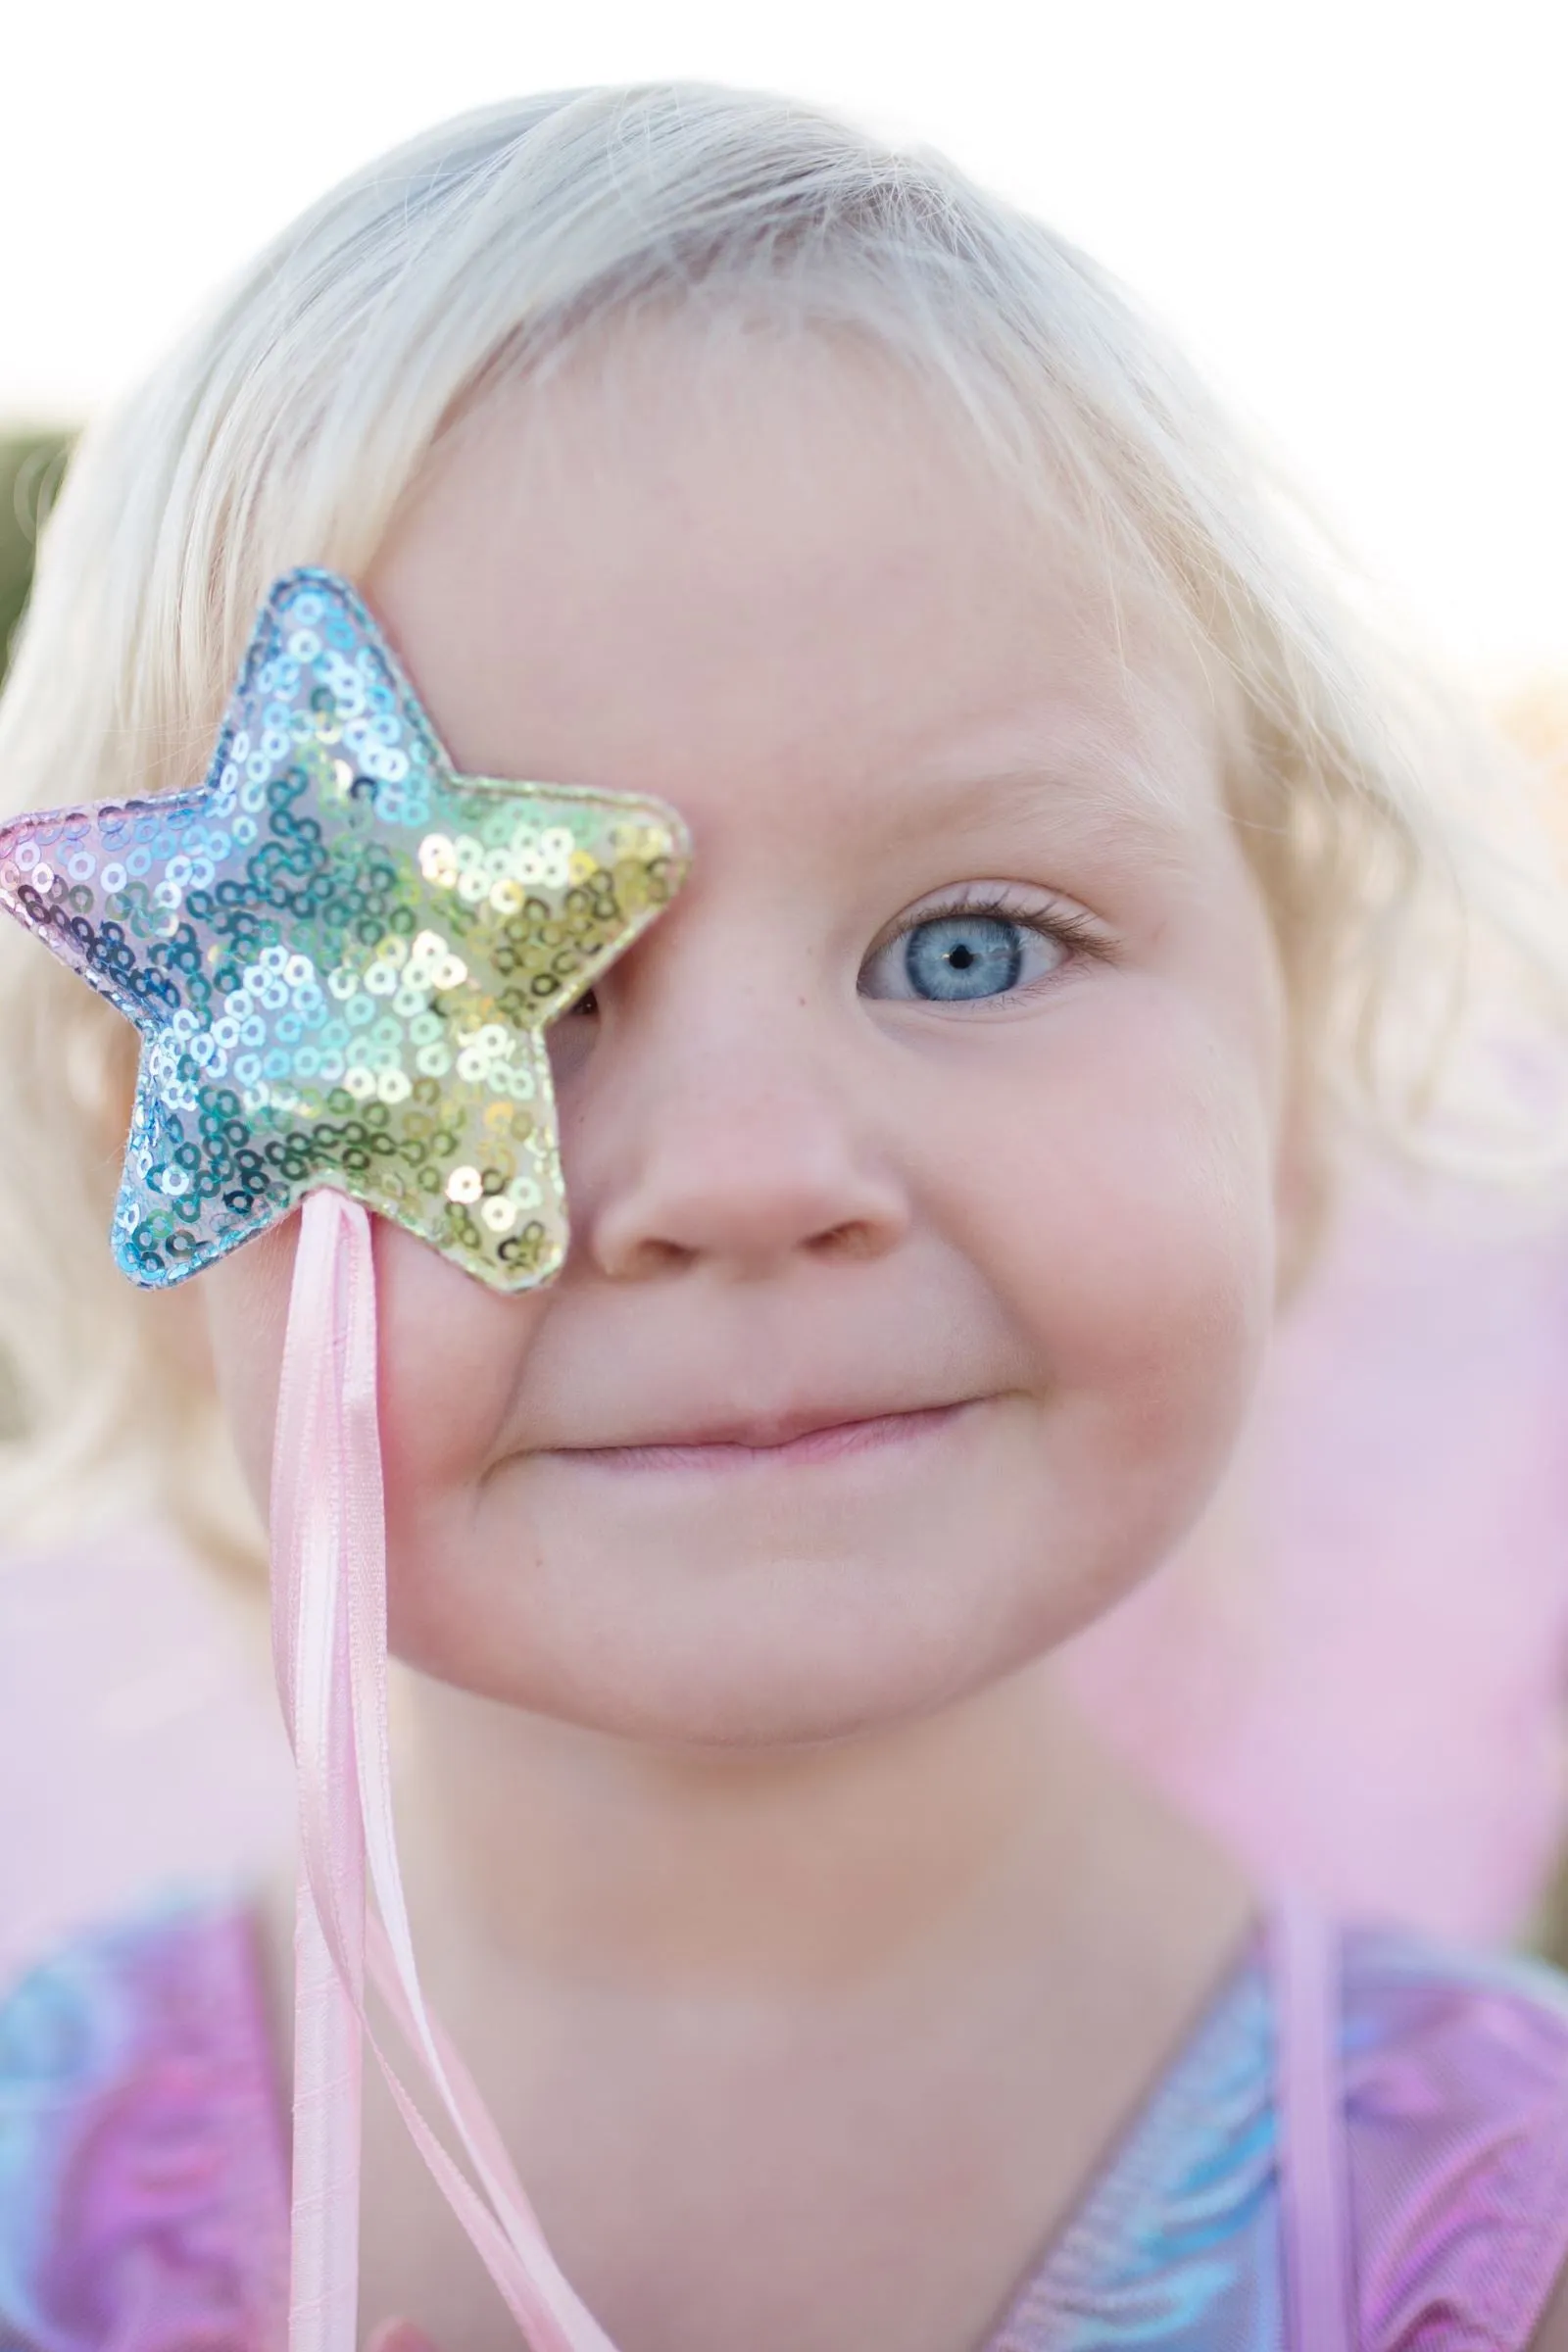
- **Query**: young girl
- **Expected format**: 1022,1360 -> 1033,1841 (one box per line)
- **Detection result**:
3,80 -> 1568,2352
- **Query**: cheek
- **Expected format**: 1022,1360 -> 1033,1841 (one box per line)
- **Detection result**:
371,1223 -> 550,1630
204,1214 -> 545,1681
198,1220 -> 300,1512
200,1213 -> 540,1528
940,995 -> 1279,1528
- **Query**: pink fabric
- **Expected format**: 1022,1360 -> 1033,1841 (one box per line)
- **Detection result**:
0,1901 -> 289,2351
1066,1164 -> 1568,1938
1343,1931 -> 1568,2343
0,1526 -> 290,1985
985,1922 -> 1568,2348
9,1900 -> 1568,2348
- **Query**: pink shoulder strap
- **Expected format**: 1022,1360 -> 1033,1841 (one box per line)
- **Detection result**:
1269,1894 -> 1354,2352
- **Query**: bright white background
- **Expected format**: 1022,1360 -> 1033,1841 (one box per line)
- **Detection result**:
2,0 -> 1565,674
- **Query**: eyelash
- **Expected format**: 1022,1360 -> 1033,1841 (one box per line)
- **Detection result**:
867,885 -> 1109,982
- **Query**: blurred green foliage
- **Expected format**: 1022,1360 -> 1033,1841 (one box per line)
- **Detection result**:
0,430 -> 73,690
0,430 -> 71,1443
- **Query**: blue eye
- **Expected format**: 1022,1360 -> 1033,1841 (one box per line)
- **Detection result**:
858,892 -> 1088,1005
903,914 -> 1023,1001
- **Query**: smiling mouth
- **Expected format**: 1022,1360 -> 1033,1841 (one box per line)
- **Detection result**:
547,1400 -> 978,1474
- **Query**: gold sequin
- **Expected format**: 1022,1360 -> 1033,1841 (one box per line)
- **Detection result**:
0,568 -> 690,1293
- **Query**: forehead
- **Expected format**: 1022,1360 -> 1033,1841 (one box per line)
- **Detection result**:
368,324 -> 1228,854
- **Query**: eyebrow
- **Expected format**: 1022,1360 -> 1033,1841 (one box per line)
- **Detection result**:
894,755 -> 1204,861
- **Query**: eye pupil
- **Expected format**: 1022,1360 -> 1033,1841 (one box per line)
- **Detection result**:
903,914 -> 1023,1002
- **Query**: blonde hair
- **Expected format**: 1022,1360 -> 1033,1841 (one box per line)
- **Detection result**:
1,81 -> 1563,1563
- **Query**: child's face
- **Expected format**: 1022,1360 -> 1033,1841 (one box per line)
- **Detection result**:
204,328 -> 1288,1746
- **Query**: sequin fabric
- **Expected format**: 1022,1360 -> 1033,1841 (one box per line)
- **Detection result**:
0,1899 -> 287,2352
0,569 -> 689,1291
5,1908 -> 1568,2349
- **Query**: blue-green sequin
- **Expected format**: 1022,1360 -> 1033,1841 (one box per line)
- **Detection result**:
0,569 -> 689,1291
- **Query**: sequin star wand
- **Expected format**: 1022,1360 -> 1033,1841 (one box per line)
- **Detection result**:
0,569 -> 689,2352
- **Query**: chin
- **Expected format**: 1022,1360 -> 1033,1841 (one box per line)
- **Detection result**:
388,1528 -> 1130,1752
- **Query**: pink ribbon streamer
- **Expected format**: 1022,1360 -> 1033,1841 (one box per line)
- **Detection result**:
271,1190 -> 620,2352
1269,1895 -> 1354,2352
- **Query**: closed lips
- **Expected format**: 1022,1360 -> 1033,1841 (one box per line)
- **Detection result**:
545,1399 -> 978,1470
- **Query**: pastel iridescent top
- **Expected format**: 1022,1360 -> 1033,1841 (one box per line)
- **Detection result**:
3,1897 -> 1568,2350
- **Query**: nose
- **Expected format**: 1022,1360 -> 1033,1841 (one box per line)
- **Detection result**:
571,996 -> 909,1284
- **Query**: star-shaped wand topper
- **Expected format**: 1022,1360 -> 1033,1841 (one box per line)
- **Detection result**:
0,568 -> 690,1291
